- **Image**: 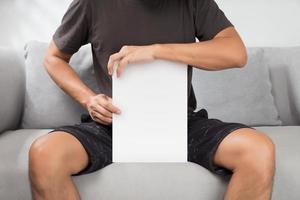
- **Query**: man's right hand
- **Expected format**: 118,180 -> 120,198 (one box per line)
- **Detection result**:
44,41 -> 121,125
85,94 -> 121,125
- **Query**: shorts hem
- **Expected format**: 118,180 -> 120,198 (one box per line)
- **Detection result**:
48,128 -> 98,176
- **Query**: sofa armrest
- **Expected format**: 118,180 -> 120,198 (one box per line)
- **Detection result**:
0,47 -> 25,133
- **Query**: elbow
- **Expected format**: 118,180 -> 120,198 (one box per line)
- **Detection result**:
43,54 -> 52,71
44,54 -> 59,73
233,47 -> 248,68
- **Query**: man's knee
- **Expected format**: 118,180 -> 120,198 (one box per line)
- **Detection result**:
233,130 -> 276,183
214,128 -> 276,179
28,133 -> 71,186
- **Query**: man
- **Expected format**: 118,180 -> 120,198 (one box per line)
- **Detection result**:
28,0 -> 276,199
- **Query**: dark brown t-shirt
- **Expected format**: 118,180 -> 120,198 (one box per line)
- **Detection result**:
52,0 -> 233,114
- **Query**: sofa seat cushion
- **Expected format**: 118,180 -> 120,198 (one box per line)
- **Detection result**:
253,126 -> 300,200
0,127 -> 300,200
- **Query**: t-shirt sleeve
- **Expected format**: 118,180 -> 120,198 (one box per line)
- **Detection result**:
193,0 -> 234,41
52,0 -> 91,55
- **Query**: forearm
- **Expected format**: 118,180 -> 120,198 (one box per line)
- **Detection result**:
44,56 -> 96,109
153,37 -> 247,71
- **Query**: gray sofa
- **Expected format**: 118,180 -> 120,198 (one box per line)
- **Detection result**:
0,41 -> 300,200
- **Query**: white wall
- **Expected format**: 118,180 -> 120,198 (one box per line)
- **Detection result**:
0,0 -> 72,49
0,0 -> 299,49
217,0 -> 300,47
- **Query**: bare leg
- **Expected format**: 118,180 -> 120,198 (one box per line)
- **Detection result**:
28,131 -> 89,200
213,128 -> 276,200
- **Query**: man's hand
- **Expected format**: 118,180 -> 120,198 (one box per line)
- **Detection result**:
107,44 -> 158,78
85,94 -> 121,125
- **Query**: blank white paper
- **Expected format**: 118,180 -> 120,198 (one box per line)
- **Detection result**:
112,59 -> 187,162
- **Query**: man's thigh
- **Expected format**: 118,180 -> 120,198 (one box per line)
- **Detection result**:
188,108 -> 254,176
45,117 -> 113,176
30,131 -> 89,175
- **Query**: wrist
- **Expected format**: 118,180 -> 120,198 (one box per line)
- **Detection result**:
81,92 -> 97,109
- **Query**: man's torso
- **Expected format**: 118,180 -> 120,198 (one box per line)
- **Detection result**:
84,0 -> 198,113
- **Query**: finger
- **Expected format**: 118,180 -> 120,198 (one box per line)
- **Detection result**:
90,114 -> 107,125
107,102 -> 122,114
97,105 -> 112,118
89,111 -> 108,125
107,52 -> 125,76
106,97 -> 118,111
94,117 -> 111,125
107,96 -> 113,103
107,53 -> 117,76
87,97 -> 112,118
96,94 -> 122,114
117,55 -> 131,78
91,103 -> 112,118
90,96 -> 112,117
98,98 -> 121,114
92,110 -> 112,124
106,97 -> 120,113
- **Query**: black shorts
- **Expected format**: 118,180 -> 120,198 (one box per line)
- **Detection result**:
48,108 -> 255,177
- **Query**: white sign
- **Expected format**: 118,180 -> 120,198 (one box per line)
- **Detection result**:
112,59 -> 187,162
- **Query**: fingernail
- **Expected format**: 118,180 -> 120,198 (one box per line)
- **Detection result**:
117,110 -> 121,114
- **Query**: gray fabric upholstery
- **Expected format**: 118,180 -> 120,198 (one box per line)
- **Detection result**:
21,41 -> 100,129
192,48 -> 282,127
1,127 -> 300,200
264,47 -> 300,125
256,126 -> 300,200
1,44 -> 300,199
0,47 -> 25,133
19,42 -> 300,128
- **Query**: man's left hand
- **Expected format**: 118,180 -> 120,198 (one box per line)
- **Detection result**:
107,44 -> 158,78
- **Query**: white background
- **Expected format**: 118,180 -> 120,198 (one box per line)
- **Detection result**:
0,0 -> 300,49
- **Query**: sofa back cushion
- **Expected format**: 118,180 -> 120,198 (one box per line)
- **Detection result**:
192,48 -> 282,127
264,47 -> 300,125
0,48 -> 25,132
21,41 -> 99,129
21,41 -> 299,128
